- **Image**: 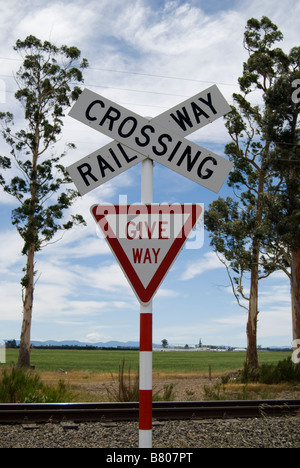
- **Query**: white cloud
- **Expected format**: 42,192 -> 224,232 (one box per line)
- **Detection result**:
258,306 -> 292,341
214,313 -> 247,327
0,281 -> 23,322
259,284 -> 291,307
0,230 -> 23,273
154,317 -> 246,347
12,2 -> 98,46
71,262 -> 132,293
85,331 -> 114,343
216,277 -> 293,344
181,251 -> 224,280
156,288 -> 179,299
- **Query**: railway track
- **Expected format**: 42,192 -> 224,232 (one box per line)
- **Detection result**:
0,399 -> 300,424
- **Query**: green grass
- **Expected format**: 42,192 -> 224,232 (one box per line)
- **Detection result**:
0,366 -> 75,403
3,349 -> 292,375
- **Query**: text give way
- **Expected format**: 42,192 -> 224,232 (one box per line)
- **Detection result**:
91,204 -> 203,304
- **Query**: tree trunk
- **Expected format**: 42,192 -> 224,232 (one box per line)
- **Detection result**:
245,158 -> 266,369
246,240 -> 259,368
17,245 -> 35,368
17,121 -> 39,368
291,247 -> 300,346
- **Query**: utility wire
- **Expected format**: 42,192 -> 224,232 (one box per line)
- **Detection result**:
88,66 -> 237,87
0,56 -> 236,86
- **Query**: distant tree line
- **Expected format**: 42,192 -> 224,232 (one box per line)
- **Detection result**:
4,341 -> 138,351
5,340 -> 18,349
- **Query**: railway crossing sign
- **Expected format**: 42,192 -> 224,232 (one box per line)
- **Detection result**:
67,85 -> 232,449
67,85 -> 233,194
91,203 -> 203,304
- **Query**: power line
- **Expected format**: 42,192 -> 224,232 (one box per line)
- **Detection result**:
86,83 -> 189,98
0,56 -> 237,87
0,75 -> 229,100
88,66 -> 237,87
0,57 -> 21,62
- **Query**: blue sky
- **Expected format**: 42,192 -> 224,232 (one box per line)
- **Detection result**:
0,0 -> 299,348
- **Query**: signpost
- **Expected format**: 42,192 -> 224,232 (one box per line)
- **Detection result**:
67,84 -> 232,448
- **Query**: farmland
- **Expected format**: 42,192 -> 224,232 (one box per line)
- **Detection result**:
2,349 -> 300,403
3,348 -> 291,375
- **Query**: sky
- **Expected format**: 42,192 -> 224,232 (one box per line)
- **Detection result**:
0,0 -> 299,349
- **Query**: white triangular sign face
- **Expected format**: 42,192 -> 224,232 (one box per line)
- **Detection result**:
91,204 -> 203,304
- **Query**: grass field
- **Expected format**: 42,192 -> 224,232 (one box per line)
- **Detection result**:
2,349 -> 299,403
3,349 -> 292,375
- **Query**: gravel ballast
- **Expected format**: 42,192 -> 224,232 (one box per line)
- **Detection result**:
0,415 -> 300,448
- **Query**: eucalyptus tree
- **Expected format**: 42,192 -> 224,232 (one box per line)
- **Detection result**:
205,17 -> 297,367
0,36 -> 88,367
262,49 -> 300,347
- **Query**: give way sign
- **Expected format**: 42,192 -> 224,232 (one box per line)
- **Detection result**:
91,203 -> 203,304
67,85 -> 233,194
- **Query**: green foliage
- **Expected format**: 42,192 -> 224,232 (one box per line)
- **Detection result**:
0,366 -> 75,403
205,17 -> 288,302
205,196 -> 253,268
203,380 -> 228,401
262,60 -> 300,252
153,384 -> 175,402
13,35 -> 87,134
0,36 -> 88,367
205,16 -> 299,345
239,357 -> 300,384
0,35 -> 88,255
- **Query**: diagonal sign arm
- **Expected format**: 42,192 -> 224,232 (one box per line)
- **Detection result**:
67,139 -> 145,195
151,84 -> 232,136
67,87 -> 233,194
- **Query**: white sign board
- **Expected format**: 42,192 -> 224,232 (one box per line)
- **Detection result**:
153,85 -> 231,136
68,88 -> 233,193
67,141 -> 145,196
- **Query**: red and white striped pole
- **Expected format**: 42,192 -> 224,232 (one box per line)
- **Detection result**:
139,301 -> 153,447
139,156 -> 153,448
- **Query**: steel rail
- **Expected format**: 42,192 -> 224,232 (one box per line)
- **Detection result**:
0,400 -> 300,424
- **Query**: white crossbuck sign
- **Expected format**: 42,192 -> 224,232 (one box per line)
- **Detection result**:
67,85 -> 233,194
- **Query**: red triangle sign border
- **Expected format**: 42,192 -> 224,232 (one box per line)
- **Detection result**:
91,204 -> 203,304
